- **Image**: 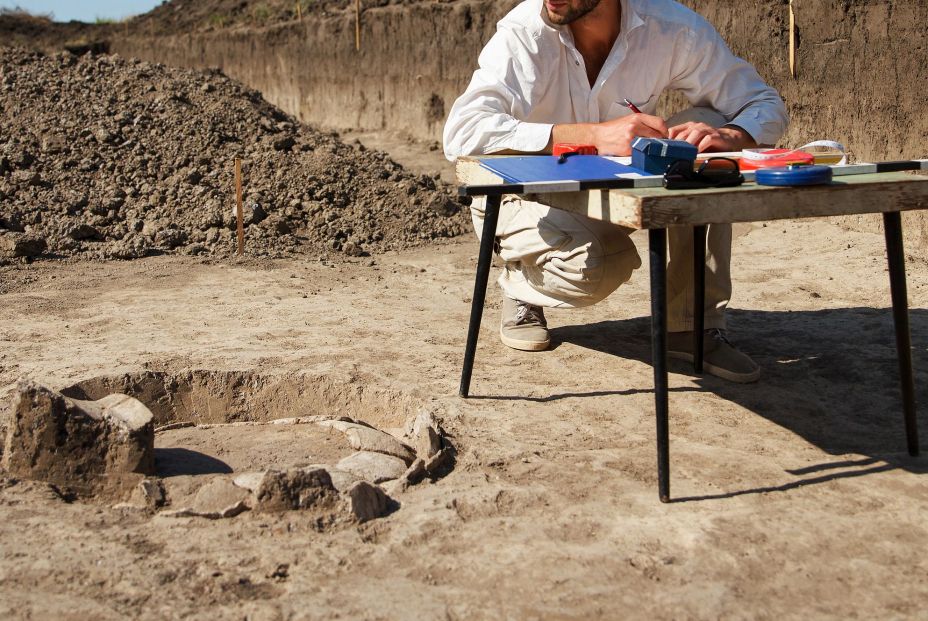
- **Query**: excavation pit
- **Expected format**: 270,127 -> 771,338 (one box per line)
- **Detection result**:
47,370 -> 451,520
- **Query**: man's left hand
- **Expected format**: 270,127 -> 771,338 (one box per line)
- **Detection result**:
668,122 -> 757,153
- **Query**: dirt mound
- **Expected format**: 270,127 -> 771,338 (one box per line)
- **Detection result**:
0,47 -> 468,261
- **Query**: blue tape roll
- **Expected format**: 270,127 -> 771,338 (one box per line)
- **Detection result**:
755,164 -> 833,186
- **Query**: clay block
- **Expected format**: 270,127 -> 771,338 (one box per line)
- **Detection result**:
1,381 -> 155,495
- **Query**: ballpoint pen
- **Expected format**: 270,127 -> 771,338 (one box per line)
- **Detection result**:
623,98 -> 642,114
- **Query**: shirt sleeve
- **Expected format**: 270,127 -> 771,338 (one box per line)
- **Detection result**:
443,27 -> 554,161
668,17 -> 788,146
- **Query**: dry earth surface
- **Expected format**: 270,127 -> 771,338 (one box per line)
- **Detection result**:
1,212 -> 927,619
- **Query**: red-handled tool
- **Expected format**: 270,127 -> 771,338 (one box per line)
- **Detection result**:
553,143 -> 598,164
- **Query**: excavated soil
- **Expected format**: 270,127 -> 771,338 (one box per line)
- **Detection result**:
0,47 -> 468,262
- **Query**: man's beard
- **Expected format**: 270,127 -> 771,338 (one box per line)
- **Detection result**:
546,0 -> 602,25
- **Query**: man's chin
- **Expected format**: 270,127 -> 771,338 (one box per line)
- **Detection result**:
545,8 -> 570,24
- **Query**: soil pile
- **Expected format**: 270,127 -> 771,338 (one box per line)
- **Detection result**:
0,48 -> 468,261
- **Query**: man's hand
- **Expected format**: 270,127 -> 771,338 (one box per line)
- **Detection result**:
668,122 -> 757,153
590,114 -> 669,156
551,114 -> 669,157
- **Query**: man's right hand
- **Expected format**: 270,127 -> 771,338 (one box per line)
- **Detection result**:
551,114 -> 669,157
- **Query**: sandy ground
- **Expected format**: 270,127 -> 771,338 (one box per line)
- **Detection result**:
1,210 -> 927,619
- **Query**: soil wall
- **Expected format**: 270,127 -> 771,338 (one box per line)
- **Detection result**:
111,0 -> 928,252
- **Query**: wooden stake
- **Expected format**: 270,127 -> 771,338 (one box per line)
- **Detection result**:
296,1 -> 302,21
235,158 -> 245,256
789,0 -> 796,78
355,0 -> 361,51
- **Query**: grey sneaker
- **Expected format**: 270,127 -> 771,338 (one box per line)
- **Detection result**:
668,328 -> 761,383
500,296 -> 550,351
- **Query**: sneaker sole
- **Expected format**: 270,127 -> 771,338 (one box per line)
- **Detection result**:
668,350 -> 761,384
500,328 -> 550,352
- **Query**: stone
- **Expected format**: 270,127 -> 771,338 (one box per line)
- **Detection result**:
411,411 -> 442,460
346,481 -> 390,523
385,458 -> 426,496
325,468 -> 362,493
68,223 -> 101,241
232,472 -> 266,493
0,233 -> 46,258
252,468 -> 339,513
336,451 -> 407,484
188,477 -> 251,518
342,425 -> 415,465
1,381 -> 155,495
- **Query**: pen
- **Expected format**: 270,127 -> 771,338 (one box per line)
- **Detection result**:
623,98 -> 642,114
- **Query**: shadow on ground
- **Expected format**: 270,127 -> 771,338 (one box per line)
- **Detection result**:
480,307 -> 928,497
155,448 -> 233,477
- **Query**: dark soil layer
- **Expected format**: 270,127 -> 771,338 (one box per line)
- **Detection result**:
0,48 -> 468,261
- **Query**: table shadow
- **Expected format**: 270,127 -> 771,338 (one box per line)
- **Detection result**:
488,306 -> 928,497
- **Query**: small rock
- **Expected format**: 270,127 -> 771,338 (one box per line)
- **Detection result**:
411,411 -> 443,460
189,477 -> 251,518
1,382 -> 155,496
346,481 -> 390,522
136,478 -> 166,508
273,136 -> 296,151
336,451 -> 408,484
0,233 -> 46,258
232,472 -> 265,493
253,468 -> 339,512
69,223 -> 101,241
325,467 -> 362,493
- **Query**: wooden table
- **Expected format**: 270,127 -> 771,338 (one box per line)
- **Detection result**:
456,157 -> 928,502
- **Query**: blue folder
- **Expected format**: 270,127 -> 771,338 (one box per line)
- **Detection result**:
479,155 -> 649,183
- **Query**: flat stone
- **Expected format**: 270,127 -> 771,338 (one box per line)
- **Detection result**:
188,477 -> 251,518
336,451 -> 407,484
252,468 -> 339,513
346,481 -> 390,522
343,425 -> 416,465
1,381 -> 155,496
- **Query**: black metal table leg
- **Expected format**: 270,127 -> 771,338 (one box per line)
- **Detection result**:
883,211 -> 920,456
693,225 -> 707,374
459,195 -> 503,398
650,228 -> 670,502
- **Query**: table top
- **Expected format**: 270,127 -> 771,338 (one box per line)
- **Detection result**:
455,158 -> 928,229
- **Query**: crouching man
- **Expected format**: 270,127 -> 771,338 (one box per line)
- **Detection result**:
443,0 -> 788,383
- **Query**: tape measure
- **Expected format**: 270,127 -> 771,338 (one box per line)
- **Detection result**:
742,140 -> 847,170
755,164 -> 834,186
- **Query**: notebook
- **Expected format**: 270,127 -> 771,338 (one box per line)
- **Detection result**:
479,155 -> 650,183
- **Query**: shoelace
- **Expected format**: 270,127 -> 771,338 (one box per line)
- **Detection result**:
515,302 -> 546,327
707,328 -> 732,346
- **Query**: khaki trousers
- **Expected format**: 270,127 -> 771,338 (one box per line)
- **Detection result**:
470,107 -> 732,332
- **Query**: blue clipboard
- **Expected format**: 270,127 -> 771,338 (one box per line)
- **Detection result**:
479,155 -> 649,183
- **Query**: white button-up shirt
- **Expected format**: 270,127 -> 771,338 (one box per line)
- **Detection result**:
443,0 -> 788,160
